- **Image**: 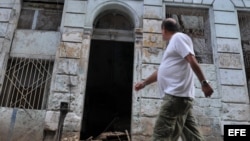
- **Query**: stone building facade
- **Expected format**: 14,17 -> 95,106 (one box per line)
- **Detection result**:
0,0 -> 249,141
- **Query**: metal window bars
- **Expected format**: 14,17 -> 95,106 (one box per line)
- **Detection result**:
238,11 -> 250,80
166,7 -> 213,64
238,12 -> 250,68
0,57 -> 54,110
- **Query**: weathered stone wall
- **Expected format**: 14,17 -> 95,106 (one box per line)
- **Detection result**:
45,0 -> 89,140
0,1 -> 21,141
215,0 -> 250,135
11,30 -> 60,58
47,1 -> 143,141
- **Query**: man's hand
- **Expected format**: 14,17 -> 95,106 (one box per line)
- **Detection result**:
202,84 -> 214,98
134,81 -> 146,91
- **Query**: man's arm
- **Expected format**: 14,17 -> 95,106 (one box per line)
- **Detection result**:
134,70 -> 158,91
185,54 -> 214,97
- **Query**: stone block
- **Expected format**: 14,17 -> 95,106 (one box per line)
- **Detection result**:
204,107 -> 221,117
174,0 -> 183,3
69,93 -> 83,116
197,117 -> 215,126
215,24 -> 239,38
69,75 -> 79,86
64,13 -> 85,28
221,86 -> 249,103
194,98 -> 221,108
193,106 -> 205,116
143,19 -> 162,33
193,0 -> 202,4
48,92 -> 83,116
144,0 -> 162,6
214,11 -> 237,24
218,53 -> 243,69
44,111 -> 60,131
12,109 -> 45,141
63,27 -> 84,33
131,116 -> 143,134
63,112 -> 81,132
57,59 -> 79,75
0,107 -> 13,141
213,0 -> 235,11
53,75 -> 70,92
62,31 -> 83,43
48,93 -> 72,110
194,88 -> 204,98
0,9 -> 12,22
140,117 -> 156,136
143,33 -> 164,48
221,103 -> 250,121
210,99 -> 222,108
67,0 -> 87,13
202,0 -> 214,5
141,98 -> 162,116
144,6 -> 162,19
0,0 -> 15,8
59,42 -> 82,58
141,64 -> 159,80
210,119 -> 222,135
219,69 -> 245,85
217,38 -> 241,53
142,47 -> 163,64
141,82 -> 161,98
195,64 -> 217,86
183,0 -> 192,3
11,30 -> 60,56
200,125 -> 212,136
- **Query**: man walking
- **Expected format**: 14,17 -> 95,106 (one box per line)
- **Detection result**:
134,18 -> 214,141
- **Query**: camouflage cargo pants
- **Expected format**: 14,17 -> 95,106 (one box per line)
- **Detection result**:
152,94 -> 204,141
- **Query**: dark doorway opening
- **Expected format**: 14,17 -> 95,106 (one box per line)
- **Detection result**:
80,40 -> 134,140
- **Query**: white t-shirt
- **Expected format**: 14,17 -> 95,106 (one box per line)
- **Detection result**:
157,32 -> 195,98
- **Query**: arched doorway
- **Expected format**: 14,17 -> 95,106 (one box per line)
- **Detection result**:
80,10 -> 134,140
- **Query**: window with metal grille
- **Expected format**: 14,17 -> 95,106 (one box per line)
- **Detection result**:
166,7 -> 213,64
238,11 -> 250,92
0,57 -> 54,110
17,1 -> 64,31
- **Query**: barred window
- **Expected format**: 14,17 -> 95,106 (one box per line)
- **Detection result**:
0,57 -> 54,110
238,11 -> 250,91
166,7 -> 213,64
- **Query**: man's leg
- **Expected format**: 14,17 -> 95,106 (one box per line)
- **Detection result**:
152,95 -> 191,141
152,95 -> 178,141
182,111 -> 205,141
